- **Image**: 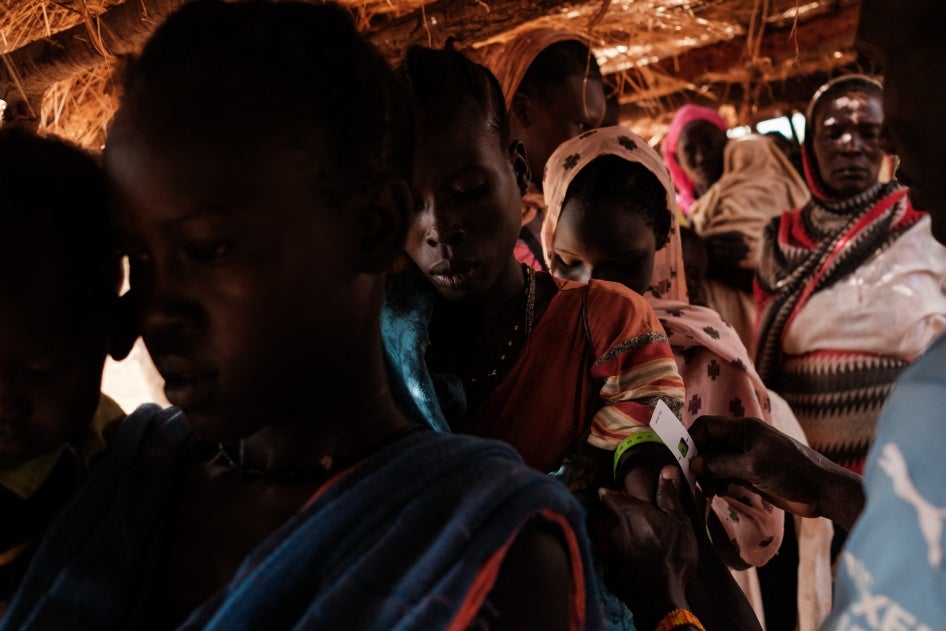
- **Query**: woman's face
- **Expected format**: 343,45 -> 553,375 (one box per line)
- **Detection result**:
550,195 -> 657,294
676,121 -> 727,194
514,74 -> 606,188
407,102 -> 528,303
812,90 -> 884,198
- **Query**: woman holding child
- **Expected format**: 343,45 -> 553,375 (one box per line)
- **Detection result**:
386,46 -> 762,630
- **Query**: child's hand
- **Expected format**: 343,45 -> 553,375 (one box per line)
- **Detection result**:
704,230 -> 750,267
617,442 -> 675,503
598,467 -> 699,627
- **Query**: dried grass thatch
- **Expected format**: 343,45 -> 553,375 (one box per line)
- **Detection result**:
2,0 -> 862,148
0,0 -> 123,54
337,0 -> 433,27
38,60 -> 117,149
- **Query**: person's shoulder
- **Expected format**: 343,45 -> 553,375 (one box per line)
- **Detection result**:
731,134 -> 769,148
392,430 -> 551,483
404,429 -> 522,466
120,404 -> 189,435
896,334 -> 946,387
870,335 -> 946,459
542,274 -> 655,321
99,404 -> 191,466
373,430 -> 585,527
723,134 -> 769,160
581,278 -> 653,312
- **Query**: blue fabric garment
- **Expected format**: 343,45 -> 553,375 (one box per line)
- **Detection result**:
825,333 -> 946,630
381,263 -> 459,432
1,404 -> 603,630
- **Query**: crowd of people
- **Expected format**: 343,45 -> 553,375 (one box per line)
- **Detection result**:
0,0 -> 943,629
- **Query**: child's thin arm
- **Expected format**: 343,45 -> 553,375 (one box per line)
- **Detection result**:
616,442 -> 676,502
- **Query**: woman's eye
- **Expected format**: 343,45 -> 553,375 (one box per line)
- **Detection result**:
453,181 -> 488,199
185,241 -> 232,263
554,254 -> 580,268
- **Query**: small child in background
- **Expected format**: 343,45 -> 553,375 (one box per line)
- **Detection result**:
0,128 -> 131,608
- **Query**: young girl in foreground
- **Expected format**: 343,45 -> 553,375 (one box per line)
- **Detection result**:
0,4 -> 604,629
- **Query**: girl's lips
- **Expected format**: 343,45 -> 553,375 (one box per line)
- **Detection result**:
429,259 -> 479,275
428,259 -> 481,290
835,166 -> 869,177
163,372 -> 217,410
153,355 -> 218,410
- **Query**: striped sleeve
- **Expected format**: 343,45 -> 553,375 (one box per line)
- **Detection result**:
582,282 -> 686,451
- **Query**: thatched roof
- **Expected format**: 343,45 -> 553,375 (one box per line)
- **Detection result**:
0,0 -> 868,148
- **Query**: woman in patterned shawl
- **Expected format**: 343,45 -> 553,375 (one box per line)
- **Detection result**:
755,75 -> 946,475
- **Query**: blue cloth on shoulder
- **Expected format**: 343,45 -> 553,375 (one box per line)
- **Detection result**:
1,405 -> 603,630
381,264 -> 466,432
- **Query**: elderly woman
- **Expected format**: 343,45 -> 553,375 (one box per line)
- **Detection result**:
663,106 -> 810,358
755,75 -> 946,475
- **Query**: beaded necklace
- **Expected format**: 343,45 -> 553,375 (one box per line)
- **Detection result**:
428,265 -> 536,386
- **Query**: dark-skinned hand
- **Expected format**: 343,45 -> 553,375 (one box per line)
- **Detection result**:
703,230 -> 750,267
689,415 -> 865,530
599,466 -> 699,629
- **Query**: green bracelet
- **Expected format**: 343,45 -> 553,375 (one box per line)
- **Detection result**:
612,429 -> 664,479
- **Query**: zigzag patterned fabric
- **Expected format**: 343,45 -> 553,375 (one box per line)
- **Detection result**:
756,180 -> 924,473
779,351 -> 908,472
